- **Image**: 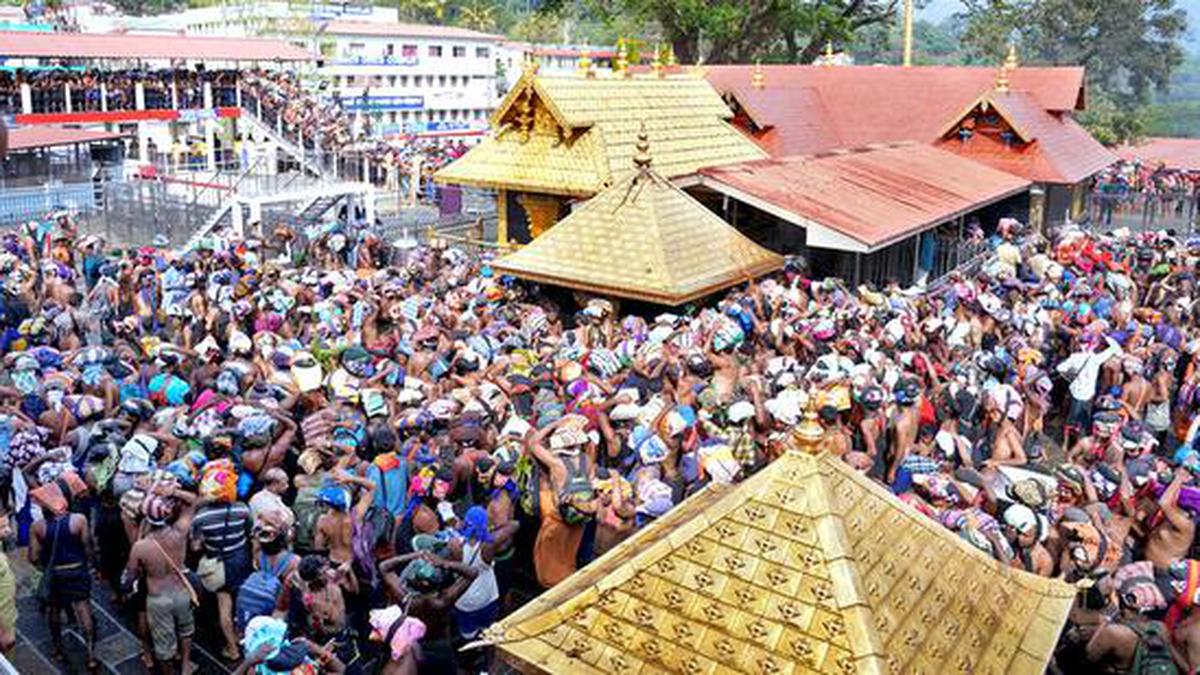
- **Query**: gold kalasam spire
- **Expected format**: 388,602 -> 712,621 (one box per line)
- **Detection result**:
994,64 -> 1010,94
751,60 -> 765,89
521,52 -> 539,77
1004,42 -> 1019,71
825,40 -> 834,61
666,44 -> 677,67
577,51 -> 594,79
614,38 -> 629,77
651,43 -> 664,78
791,397 -> 824,453
633,121 -> 652,170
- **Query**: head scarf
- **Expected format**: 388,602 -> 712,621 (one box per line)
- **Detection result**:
459,505 -> 493,543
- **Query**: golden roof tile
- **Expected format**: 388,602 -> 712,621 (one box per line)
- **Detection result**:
435,71 -> 766,195
480,451 -> 1075,675
490,158 -> 783,305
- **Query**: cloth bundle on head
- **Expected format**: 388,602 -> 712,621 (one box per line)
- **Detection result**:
631,425 -> 668,465
636,478 -> 674,519
368,606 -> 427,662
199,458 -> 238,503
1101,561 -> 1167,612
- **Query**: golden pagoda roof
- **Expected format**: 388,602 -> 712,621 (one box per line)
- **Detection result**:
480,451 -> 1075,674
435,70 -> 767,196
490,155 -> 783,305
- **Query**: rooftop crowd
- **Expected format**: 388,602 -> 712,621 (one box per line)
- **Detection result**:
1092,160 -> 1200,229
1,202 -> 1200,674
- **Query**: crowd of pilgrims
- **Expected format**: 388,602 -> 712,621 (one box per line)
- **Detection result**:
3,209 -> 1200,674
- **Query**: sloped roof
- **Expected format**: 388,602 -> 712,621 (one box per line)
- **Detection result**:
481,451 -> 1075,675
321,20 -> 502,41
0,30 -> 311,61
935,91 -> 1117,185
7,125 -> 124,151
699,143 -> 1030,252
1117,136 -> 1200,171
491,155 -> 782,305
435,70 -> 766,196
705,65 -> 1102,183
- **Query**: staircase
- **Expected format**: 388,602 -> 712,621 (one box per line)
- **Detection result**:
296,194 -> 344,224
184,201 -> 250,251
238,102 -> 333,181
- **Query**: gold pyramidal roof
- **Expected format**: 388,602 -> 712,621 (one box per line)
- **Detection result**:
490,152 -> 783,305
480,451 -> 1075,674
435,69 -> 768,196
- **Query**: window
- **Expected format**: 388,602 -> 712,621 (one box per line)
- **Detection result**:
428,45 -> 442,57
402,44 -> 417,57
400,75 -> 409,87
388,76 -> 396,86
475,46 -> 489,58
452,45 -> 466,58
389,112 -> 397,123
331,75 -> 340,87
438,75 -> 446,87
386,44 -> 395,56
346,42 -> 366,55
413,76 -> 421,87
345,75 -> 356,86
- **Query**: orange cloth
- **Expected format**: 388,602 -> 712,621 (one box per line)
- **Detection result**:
533,481 -> 584,589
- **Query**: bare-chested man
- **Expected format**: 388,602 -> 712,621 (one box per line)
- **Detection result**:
125,486 -> 200,675
1146,469 -> 1195,569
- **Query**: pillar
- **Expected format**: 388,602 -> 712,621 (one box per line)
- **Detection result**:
518,193 -> 562,239
1029,185 -> 1047,235
20,83 -> 31,114
362,157 -> 370,183
203,83 -> 216,171
99,83 -> 108,112
232,200 -> 245,239
496,188 -> 509,244
135,83 -> 146,111
137,123 -> 149,162
364,188 -> 376,224
235,85 -> 242,109
171,81 -> 178,110
63,83 -> 72,113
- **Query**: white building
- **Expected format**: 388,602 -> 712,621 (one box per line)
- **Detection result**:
117,1 -> 397,41
317,21 -> 502,140
497,42 -> 618,91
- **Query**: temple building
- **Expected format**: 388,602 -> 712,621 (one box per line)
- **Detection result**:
491,128 -> 783,305
434,58 -> 766,243
706,54 -> 1115,231
474,450 -> 1075,675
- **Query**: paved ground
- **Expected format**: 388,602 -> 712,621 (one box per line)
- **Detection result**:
5,551 -> 232,675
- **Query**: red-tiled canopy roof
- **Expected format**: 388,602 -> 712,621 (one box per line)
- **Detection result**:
8,125 -> 124,151
0,31 -> 311,61
698,142 -> 1030,252
707,64 -> 1109,184
1117,137 -> 1200,171
322,20 -> 502,41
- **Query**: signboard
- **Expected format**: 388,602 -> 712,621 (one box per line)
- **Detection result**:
340,96 -> 424,112
178,108 -> 219,123
332,56 -> 419,67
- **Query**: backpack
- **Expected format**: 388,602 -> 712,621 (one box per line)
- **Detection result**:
558,454 -> 594,526
292,477 -> 325,553
351,516 -> 378,590
1130,620 -> 1179,675
235,552 -> 293,630
515,453 -> 540,518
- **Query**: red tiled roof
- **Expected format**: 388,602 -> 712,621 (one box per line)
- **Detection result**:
8,126 -> 124,151
1117,137 -> 1200,171
322,20 -> 502,41
698,142 -> 1030,251
935,91 -> 1117,185
0,31 -> 311,61
707,64 -> 1108,184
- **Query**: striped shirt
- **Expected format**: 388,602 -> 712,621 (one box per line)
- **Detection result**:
191,502 -> 251,557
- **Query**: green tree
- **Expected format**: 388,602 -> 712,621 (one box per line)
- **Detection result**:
959,0 -> 1187,106
541,0 -> 902,64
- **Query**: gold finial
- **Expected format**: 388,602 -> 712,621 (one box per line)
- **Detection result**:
994,64 -> 1010,94
633,121 -> 651,170
1004,42 -> 1019,71
751,60 -> 765,89
522,52 -> 539,77
614,38 -> 629,77
791,397 -> 825,454
651,42 -> 664,78
825,40 -> 834,59
666,45 -> 677,68
577,51 -> 594,78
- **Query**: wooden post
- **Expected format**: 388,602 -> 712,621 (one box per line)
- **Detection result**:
496,188 -> 509,244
